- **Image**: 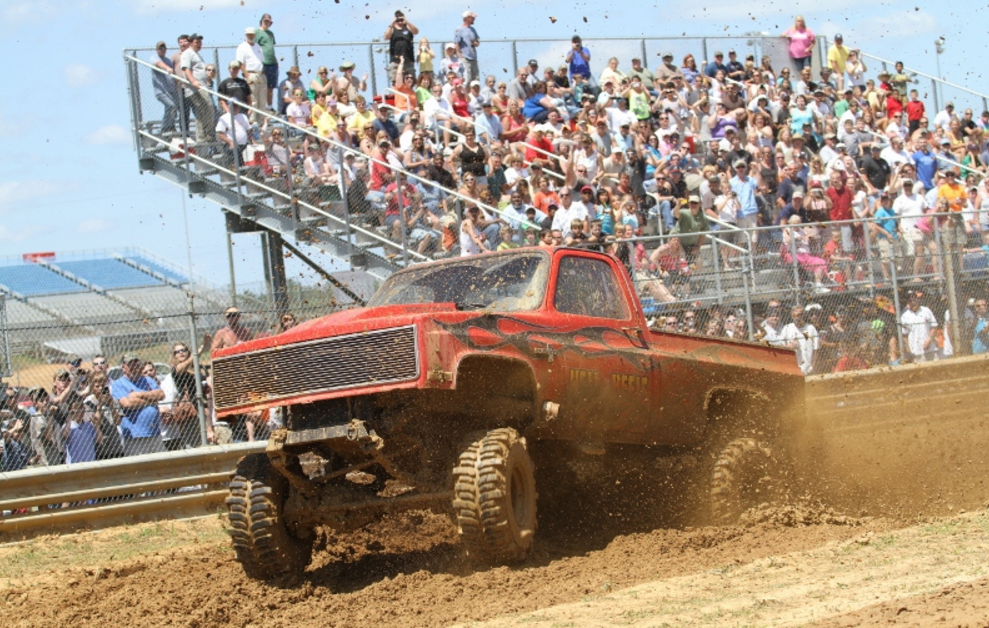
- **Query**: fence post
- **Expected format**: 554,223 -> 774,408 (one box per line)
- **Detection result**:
742,248 -> 754,341
701,38 -> 708,67
931,77 -> 940,114
186,294 -> 209,447
367,44 -> 378,99
711,237 -> 723,304
226,230 -> 238,307
293,45 -> 299,71
640,39 -> 648,68
942,218 -> 964,356
788,227 -> 801,298
337,150 -> 355,270
889,242 -> 906,361
511,41 -> 518,78
124,56 -> 142,155
394,178 -> 411,266
862,216 -> 877,297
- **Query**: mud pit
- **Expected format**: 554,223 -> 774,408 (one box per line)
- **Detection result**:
1,504 -> 988,628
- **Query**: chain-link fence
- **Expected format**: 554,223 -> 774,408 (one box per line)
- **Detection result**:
622,208 -> 989,375
0,260 -> 357,473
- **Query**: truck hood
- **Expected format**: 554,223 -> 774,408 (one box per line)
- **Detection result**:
213,303 -> 464,358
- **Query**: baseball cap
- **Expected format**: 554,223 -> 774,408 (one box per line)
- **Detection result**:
463,10 -> 477,18
189,33 -> 203,41
120,354 -> 141,365
836,142 -> 846,150
662,51 -> 674,59
580,185 -> 594,194
445,42 -> 456,50
835,33 -> 844,40
688,195 -> 701,203
792,189 -> 805,198
469,79 -> 480,87
528,59 -> 539,66
245,27 -> 256,35
714,50 -> 724,57
733,160 -> 747,168
229,60 -> 242,68
156,40 -> 167,49
224,306 -> 241,316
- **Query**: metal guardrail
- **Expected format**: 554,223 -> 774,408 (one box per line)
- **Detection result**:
0,441 -> 265,538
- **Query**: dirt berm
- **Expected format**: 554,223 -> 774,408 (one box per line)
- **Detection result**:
798,353 -> 989,518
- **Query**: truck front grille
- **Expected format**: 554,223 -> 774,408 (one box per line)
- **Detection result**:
212,325 -> 419,411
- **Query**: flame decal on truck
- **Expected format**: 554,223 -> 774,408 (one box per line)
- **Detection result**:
433,315 -> 659,372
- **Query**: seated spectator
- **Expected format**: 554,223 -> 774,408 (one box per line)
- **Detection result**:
277,66 -> 304,115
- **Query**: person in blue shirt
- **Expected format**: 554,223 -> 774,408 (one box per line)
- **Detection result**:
453,11 -> 480,83
704,51 -> 728,79
871,192 -> 899,282
911,137 -> 938,190
972,299 -> 989,354
566,35 -> 591,84
111,354 -> 166,457
729,160 -> 760,232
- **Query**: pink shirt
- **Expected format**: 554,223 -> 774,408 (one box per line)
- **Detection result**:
785,27 -> 815,60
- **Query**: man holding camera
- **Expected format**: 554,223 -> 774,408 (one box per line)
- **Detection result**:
111,354 -> 166,457
384,10 -> 419,85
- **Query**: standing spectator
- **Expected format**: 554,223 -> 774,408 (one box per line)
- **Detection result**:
180,34 -> 215,143
111,354 -> 166,456
418,38 -> 436,80
255,14 -> 277,111
900,293 -> 938,362
163,341 -> 210,448
86,373 -> 124,460
212,307 -> 255,352
782,15 -> 815,70
384,10 -> 418,85
826,170 -> 854,250
150,41 -> 178,134
826,34 -> 850,91
63,394 -> 101,465
566,35 -> 591,83
454,10 -> 480,84
236,27 -> 266,122
170,34 -> 192,131
780,305 -> 819,374
218,60 -> 251,113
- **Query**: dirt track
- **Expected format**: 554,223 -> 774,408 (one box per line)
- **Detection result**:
2,504 -> 989,628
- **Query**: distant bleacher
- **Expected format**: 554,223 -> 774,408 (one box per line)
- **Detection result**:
0,249 -> 219,362
57,259 -> 165,290
0,265 -> 87,297
121,255 -> 188,285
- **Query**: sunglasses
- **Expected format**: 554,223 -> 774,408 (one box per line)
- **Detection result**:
93,360 -> 107,366
173,348 -> 190,355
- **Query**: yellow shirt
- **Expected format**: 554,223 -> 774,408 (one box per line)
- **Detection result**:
827,44 -> 850,73
316,111 -> 338,138
347,109 -> 375,133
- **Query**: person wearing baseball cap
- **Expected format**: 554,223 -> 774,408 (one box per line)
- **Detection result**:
110,353 -> 166,456
211,306 -> 255,352
455,9 -> 480,84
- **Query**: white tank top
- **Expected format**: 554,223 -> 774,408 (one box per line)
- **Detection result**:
460,220 -> 482,256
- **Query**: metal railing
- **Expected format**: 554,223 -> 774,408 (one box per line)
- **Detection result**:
126,53 -> 541,273
0,441 -> 264,538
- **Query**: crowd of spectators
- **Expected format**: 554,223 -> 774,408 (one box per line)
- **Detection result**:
0,308 -> 303,472
136,12 -> 989,375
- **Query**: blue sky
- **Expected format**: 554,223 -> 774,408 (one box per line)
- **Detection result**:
2,0 -> 985,288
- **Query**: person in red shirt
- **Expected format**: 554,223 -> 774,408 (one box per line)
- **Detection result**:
449,79 -> 470,120
885,89 -> 904,119
826,170 -> 855,253
524,125 -> 556,170
905,89 -> 926,135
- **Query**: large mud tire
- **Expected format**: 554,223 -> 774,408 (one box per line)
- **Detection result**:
226,453 -> 313,579
710,437 -> 780,523
452,428 -> 537,564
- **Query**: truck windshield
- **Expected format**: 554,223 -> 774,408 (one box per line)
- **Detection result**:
368,253 -> 550,312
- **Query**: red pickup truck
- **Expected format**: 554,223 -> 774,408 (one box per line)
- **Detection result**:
213,247 -> 804,579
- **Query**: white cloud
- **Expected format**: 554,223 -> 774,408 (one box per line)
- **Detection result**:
84,124 -> 130,146
77,219 -> 113,235
63,64 -> 102,88
1,1 -> 52,25
0,181 -> 75,215
0,224 -> 50,244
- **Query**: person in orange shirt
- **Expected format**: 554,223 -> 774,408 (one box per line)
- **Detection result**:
937,169 -> 968,249
392,58 -> 418,116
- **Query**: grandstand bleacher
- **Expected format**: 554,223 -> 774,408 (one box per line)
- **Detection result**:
0,265 -> 86,297
120,255 -> 188,285
56,259 -> 165,290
